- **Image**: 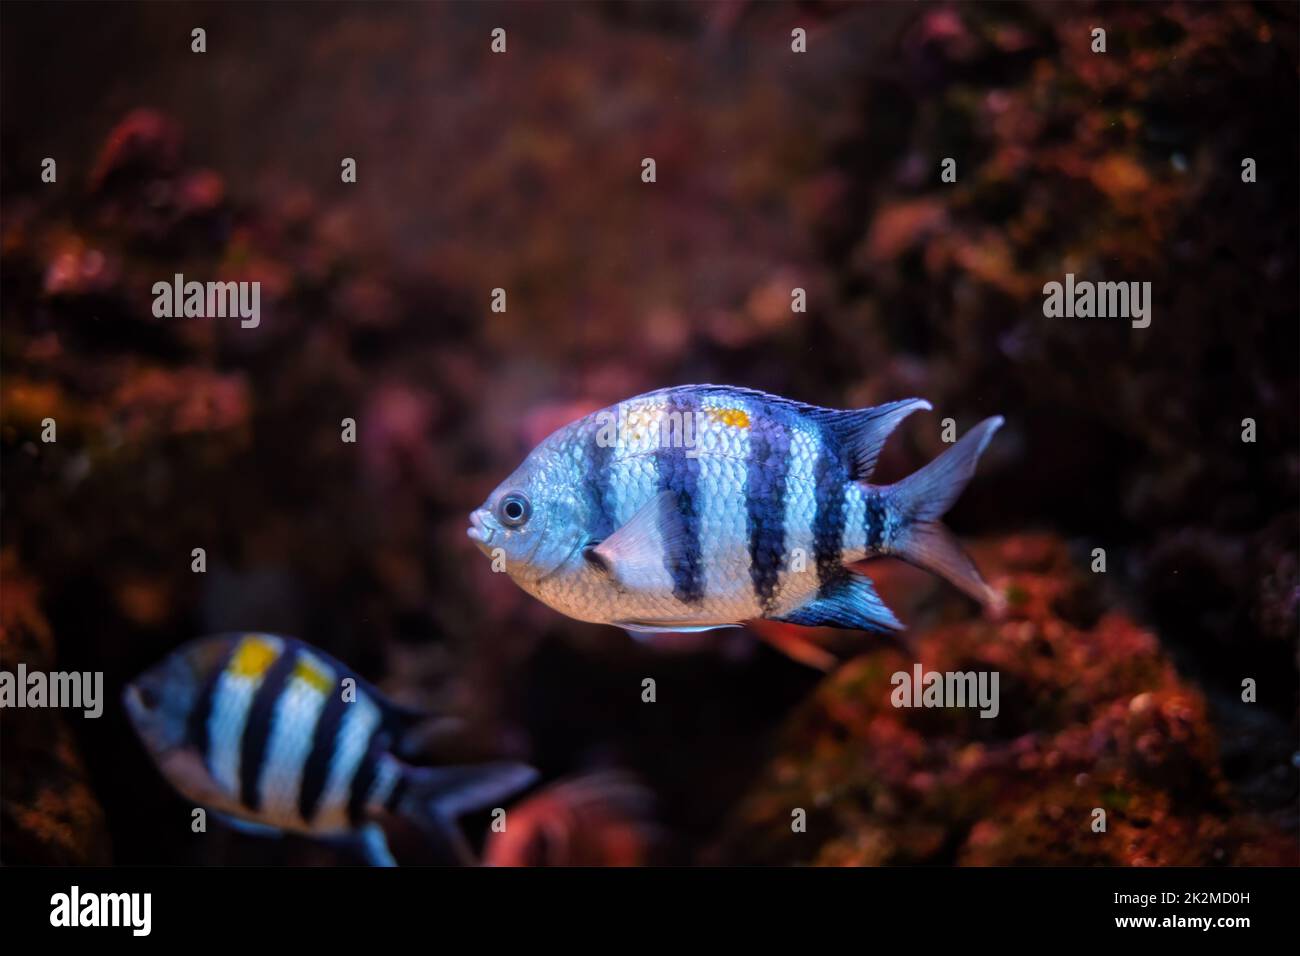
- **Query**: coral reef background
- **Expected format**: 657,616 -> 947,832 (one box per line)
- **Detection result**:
2,1 -> 1296,865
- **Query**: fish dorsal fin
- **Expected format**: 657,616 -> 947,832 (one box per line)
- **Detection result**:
812,398 -> 931,482
776,572 -> 903,632
391,715 -> 467,761
586,490 -> 687,591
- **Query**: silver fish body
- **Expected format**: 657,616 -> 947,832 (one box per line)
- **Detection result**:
470,385 -> 1003,636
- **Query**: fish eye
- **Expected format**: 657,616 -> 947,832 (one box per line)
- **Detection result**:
496,492 -> 531,528
138,685 -> 160,710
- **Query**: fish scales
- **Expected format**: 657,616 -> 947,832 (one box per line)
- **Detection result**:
469,384 -> 1003,641
258,650 -> 333,825
188,635 -> 387,831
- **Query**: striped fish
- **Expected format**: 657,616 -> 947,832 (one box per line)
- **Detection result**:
468,385 -> 1003,645
123,633 -> 536,866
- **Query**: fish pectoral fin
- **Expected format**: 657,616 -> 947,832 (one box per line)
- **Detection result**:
212,812 -> 284,839
775,572 -> 903,632
586,490 -> 687,590
617,621 -> 742,637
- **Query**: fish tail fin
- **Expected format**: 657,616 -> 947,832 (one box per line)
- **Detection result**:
880,416 -> 1004,609
396,761 -> 538,864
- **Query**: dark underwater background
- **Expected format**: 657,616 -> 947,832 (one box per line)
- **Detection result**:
1,1 -> 1296,865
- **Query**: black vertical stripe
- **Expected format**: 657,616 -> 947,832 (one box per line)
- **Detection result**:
746,403 -> 790,614
656,391 -> 705,604
297,677 -> 351,824
812,427 -> 848,597
585,420 -> 616,541
188,641 -> 237,775
383,767 -> 410,814
346,735 -> 384,825
865,491 -> 887,551
238,642 -> 299,812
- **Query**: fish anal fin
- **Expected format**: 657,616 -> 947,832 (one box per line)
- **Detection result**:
776,572 -> 903,633
328,823 -> 398,867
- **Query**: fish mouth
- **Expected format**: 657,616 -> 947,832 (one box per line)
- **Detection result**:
467,509 -> 495,554
467,503 -> 572,580
121,684 -> 161,746
122,682 -> 159,726
122,683 -> 142,717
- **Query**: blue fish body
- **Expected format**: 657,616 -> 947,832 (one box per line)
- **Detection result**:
469,385 -> 1003,636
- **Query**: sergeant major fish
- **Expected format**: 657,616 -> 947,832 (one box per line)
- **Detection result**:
123,633 -> 536,866
468,385 -> 1003,639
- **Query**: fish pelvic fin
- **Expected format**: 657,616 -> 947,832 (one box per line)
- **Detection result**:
396,761 -> 538,865
618,620 -> 741,636
212,811 -> 284,839
324,823 -> 398,867
879,416 -> 1004,609
745,620 -> 841,671
776,572 -> 903,633
814,398 -> 932,482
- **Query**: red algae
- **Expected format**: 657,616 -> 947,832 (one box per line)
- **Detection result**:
713,536 -> 1297,866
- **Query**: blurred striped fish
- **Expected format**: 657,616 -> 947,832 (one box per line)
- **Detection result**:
482,772 -> 661,867
469,385 -> 1003,645
123,633 -> 535,865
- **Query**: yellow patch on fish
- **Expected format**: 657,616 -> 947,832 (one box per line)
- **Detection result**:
705,407 -> 750,430
292,655 -> 333,694
228,635 -> 280,679
624,406 -> 656,446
